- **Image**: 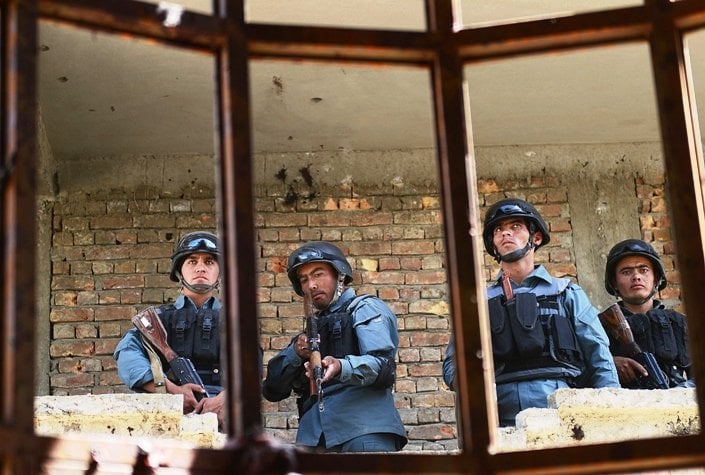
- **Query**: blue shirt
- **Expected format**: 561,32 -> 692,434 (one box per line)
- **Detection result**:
263,288 -> 407,449
113,295 -> 222,393
443,265 -> 619,426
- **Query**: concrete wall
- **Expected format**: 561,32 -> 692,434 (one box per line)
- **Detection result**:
32,388 -> 702,459
36,143 -> 680,450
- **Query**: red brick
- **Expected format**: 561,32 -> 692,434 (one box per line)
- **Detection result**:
50,307 -> 94,323
94,306 -> 136,322
51,275 -> 95,291
50,373 -> 94,388
50,340 -> 95,357
95,338 -> 120,355
410,333 -> 449,347
102,275 -> 145,289
361,271 -> 405,285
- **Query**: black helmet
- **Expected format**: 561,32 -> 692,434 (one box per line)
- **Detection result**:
483,198 -> 550,260
604,239 -> 666,296
170,231 -> 221,282
287,241 -> 353,296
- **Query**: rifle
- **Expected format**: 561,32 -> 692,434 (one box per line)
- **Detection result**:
598,303 -> 669,389
502,271 -> 514,301
304,292 -> 324,412
132,306 -> 210,400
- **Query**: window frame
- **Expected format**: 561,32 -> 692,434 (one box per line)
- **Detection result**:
1,0 -> 705,473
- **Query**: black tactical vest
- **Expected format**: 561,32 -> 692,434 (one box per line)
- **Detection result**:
296,295 -> 396,415
613,306 -> 690,387
157,304 -> 221,386
489,292 -> 586,384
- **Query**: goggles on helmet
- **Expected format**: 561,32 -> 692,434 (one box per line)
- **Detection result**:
613,241 -> 653,255
487,204 -> 526,222
184,237 -> 218,252
289,247 -> 324,266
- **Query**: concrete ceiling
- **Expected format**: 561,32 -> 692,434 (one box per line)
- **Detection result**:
37,1 -> 705,163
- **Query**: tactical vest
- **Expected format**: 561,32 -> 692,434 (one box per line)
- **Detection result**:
156,304 -> 221,386
297,295 -> 396,415
615,306 -> 690,387
487,277 -> 585,384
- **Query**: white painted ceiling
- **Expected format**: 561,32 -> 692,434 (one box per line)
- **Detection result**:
37,0 -> 705,162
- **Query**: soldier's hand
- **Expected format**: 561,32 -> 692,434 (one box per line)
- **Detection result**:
320,356 -> 341,383
294,333 -> 311,359
196,391 -> 226,429
614,356 -> 648,385
166,379 -> 205,413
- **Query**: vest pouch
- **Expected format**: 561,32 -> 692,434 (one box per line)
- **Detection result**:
551,314 -> 583,366
649,312 -> 677,362
318,311 -> 358,359
628,314 -> 654,354
508,293 -> 544,358
488,296 -> 514,360
668,312 -> 691,368
193,310 -> 220,362
166,309 -> 197,358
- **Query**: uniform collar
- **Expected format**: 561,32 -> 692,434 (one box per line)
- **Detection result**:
619,299 -> 663,315
493,264 -> 551,287
323,287 -> 355,313
175,294 -> 221,310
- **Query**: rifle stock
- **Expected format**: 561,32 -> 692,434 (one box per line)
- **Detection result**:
597,303 -> 640,357
132,307 -> 178,361
598,303 -> 669,390
304,293 -> 324,412
132,306 -> 210,399
502,271 -> 514,301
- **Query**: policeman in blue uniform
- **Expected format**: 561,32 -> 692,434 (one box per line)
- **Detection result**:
114,231 -> 226,423
443,198 -> 619,426
603,239 -> 692,388
263,241 -> 407,452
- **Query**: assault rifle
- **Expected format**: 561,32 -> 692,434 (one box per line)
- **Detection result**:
304,292 -> 324,412
598,303 -> 669,390
132,306 -> 210,400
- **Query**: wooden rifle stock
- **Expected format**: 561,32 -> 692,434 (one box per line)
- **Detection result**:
502,271 -> 514,301
304,293 -> 324,412
132,306 -> 210,399
597,303 -> 640,357
132,307 -> 178,361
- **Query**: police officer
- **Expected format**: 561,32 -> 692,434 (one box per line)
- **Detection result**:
262,241 -> 407,452
114,231 -> 226,423
442,198 -> 619,426
603,238 -> 692,388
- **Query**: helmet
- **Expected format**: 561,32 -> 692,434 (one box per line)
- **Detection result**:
170,231 -> 221,282
287,241 -> 353,296
482,198 -> 550,260
604,239 -> 666,296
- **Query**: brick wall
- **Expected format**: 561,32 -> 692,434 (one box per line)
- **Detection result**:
45,168 -> 678,449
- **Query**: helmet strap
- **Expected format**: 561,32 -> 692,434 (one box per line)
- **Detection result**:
324,274 -> 346,309
619,286 -> 657,307
495,241 -> 534,263
177,271 -> 219,295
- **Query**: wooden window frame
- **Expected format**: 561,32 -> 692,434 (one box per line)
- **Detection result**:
2,0 -> 705,473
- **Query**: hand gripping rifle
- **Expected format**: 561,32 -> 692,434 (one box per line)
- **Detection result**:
598,303 -> 669,389
304,292 -> 324,412
132,306 -> 210,400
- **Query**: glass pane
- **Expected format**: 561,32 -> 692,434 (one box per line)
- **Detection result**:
253,60 -> 456,453
457,0 -> 642,28
686,28 -> 705,144
464,42 -> 699,450
246,0 -> 426,31
37,22 -> 223,448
